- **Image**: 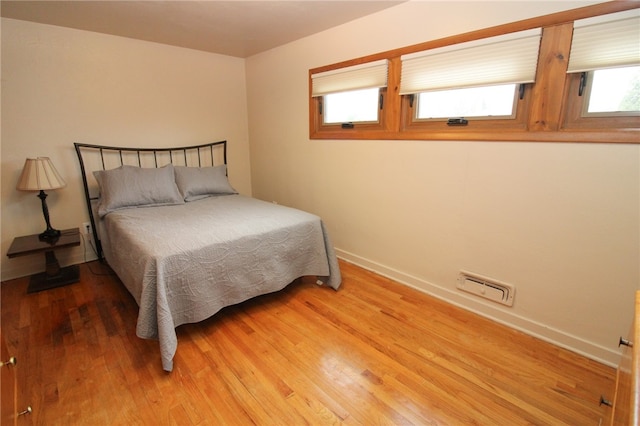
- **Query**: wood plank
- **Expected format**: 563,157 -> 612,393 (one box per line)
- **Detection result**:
1,259 -> 616,424
528,23 -> 573,132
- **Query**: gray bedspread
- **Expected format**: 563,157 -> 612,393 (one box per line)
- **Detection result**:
100,194 -> 341,371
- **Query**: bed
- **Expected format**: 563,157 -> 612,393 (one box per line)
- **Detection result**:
74,141 -> 341,371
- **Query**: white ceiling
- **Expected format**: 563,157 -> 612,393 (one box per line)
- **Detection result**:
1,1 -> 405,58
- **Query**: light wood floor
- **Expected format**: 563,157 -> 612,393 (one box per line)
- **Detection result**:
1,259 -> 615,425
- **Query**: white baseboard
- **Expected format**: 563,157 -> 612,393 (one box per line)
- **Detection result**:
335,248 -> 620,368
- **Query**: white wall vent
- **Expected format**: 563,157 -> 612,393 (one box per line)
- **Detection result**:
457,271 -> 515,307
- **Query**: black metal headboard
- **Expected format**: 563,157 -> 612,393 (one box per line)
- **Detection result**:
74,140 -> 227,259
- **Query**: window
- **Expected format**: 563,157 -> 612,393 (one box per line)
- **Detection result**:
309,2 -> 640,143
323,87 -> 380,124
584,66 -> 640,115
400,28 -> 540,132
310,60 -> 388,133
414,84 -> 518,120
563,9 -> 640,130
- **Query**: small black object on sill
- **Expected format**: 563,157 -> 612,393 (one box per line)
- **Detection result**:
447,118 -> 468,126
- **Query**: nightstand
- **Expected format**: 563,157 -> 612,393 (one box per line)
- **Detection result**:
7,228 -> 81,293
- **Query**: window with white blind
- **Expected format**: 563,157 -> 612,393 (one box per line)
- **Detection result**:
401,29 -> 541,126
311,60 -> 388,128
309,2 -> 639,143
563,8 -> 640,129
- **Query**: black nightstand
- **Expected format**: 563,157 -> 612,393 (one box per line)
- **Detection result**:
7,228 -> 81,293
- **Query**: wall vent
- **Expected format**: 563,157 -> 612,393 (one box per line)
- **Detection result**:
457,271 -> 515,307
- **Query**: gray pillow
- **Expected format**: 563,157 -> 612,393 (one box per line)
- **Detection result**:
94,164 -> 184,217
174,165 -> 237,202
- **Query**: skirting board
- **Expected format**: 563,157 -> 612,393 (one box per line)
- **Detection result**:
335,248 -> 620,368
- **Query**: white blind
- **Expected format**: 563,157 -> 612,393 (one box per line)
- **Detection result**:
567,9 -> 640,73
399,28 -> 542,95
311,60 -> 388,97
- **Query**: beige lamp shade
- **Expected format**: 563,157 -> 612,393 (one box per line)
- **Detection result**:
16,157 -> 66,191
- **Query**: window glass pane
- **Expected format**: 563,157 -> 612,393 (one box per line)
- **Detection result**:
587,66 -> 640,113
416,84 -> 517,119
323,88 -> 379,124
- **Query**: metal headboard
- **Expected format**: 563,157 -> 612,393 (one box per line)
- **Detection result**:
74,140 -> 227,259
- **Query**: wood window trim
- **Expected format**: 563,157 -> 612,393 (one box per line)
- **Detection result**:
309,1 -> 640,144
314,87 -> 389,134
562,71 -> 640,131
400,84 -> 532,134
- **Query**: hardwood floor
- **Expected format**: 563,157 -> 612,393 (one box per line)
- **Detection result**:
1,259 -> 614,425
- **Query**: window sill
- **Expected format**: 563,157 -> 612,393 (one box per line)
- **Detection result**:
310,129 -> 639,144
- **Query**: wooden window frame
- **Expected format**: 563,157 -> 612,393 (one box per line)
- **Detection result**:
314,87 -> 388,133
562,70 -> 640,131
309,1 -> 639,144
400,84 -> 532,135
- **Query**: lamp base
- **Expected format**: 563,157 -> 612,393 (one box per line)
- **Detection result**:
39,228 -> 61,242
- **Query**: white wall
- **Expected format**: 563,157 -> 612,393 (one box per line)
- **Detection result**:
246,0 -> 640,365
1,18 -> 252,280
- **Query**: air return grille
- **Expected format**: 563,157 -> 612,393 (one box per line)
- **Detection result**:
457,271 -> 515,307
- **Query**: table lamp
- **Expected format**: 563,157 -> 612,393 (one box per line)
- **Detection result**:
16,157 -> 67,241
